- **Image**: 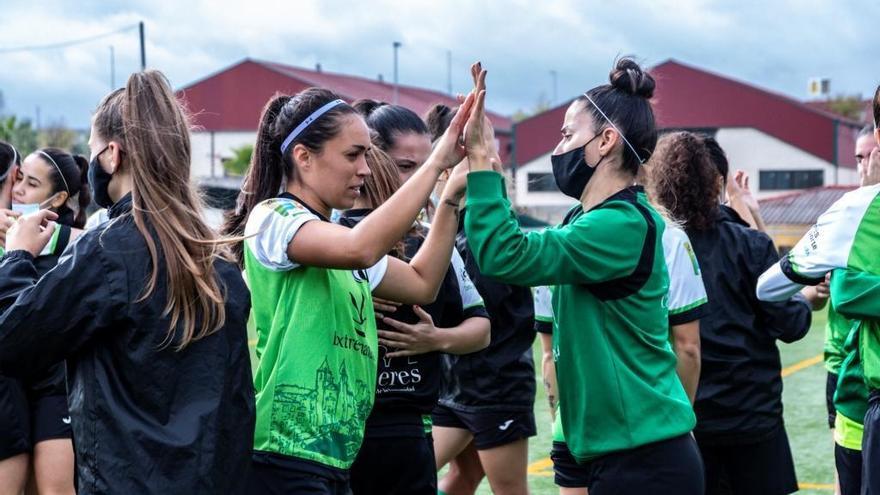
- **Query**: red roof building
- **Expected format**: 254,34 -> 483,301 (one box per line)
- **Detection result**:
758,185 -> 858,252
178,58 -> 512,179
511,59 -> 864,223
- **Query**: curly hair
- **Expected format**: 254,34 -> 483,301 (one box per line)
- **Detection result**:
646,131 -> 720,231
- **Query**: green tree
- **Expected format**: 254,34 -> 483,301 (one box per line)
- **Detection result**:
827,94 -> 867,122
223,144 -> 253,176
39,123 -> 79,151
0,115 -> 39,153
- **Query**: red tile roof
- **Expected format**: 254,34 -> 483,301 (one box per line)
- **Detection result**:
758,185 -> 858,225
177,59 -> 513,162
513,60 -> 862,168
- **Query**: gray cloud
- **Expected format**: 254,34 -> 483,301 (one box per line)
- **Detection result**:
1,0 -> 877,130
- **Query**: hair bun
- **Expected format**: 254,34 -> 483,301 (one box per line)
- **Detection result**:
352,99 -> 387,117
609,58 -> 655,99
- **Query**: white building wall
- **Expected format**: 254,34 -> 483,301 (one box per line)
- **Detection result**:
715,128 -> 859,198
514,127 -> 860,223
190,130 -> 257,179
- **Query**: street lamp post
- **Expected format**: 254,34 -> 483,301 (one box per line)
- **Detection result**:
393,41 -> 402,104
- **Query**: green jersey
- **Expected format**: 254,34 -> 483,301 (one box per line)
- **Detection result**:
244,195 -> 387,470
465,171 -> 695,462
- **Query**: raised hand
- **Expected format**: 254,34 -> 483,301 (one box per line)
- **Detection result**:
463,63 -> 500,172
430,91 -> 477,170
864,148 -> 880,187
6,209 -> 58,257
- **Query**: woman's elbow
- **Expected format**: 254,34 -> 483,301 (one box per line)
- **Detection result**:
476,321 -> 491,351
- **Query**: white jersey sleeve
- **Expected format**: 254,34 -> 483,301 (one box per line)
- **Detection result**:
662,225 -> 708,324
757,185 -> 880,301
365,256 -> 389,291
533,285 -> 555,323
450,249 -> 484,310
244,198 -> 319,271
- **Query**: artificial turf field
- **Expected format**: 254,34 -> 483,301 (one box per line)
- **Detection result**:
248,308 -> 837,494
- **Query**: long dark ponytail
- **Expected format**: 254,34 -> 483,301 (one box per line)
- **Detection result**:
223,87 -> 358,264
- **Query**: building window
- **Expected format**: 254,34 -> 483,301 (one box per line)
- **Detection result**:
527,173 -> 559,192
759,170 -> 823,191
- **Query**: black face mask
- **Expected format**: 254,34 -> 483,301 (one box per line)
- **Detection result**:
551,134 -> 605,200
88,146 -> 115,208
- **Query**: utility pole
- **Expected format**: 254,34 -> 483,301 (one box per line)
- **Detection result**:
109,45 -> 116,89
139,21 -> 146,70
392,41 -> 402,104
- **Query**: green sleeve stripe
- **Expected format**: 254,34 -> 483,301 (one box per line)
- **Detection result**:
463,302 -> 485,310
669,297 -> 708,315
46,227 -> 61,255
535,315 -> 554,323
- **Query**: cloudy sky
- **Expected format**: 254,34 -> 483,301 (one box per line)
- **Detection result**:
1,0 -> 877,129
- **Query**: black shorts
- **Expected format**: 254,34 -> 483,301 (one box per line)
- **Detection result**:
431,405 -> 536,450
827,371 -> 839,429
31,394 -> 72,443
0,376 -> 30,461
863,390 -> 880,495
550,442 -> 589,488
550,434 -> 703,494
350,434 -> 436,495
834,443 -> 862,495
248,452 -> 350,495
697,425 -> 798,495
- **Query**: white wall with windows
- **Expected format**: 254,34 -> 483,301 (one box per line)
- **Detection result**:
190,131 -> 257,179
513,126 -> 860,223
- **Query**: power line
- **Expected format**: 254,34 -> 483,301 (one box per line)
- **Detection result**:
0,24 -> 139,54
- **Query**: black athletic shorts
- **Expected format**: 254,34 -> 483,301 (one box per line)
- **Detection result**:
550,441 -> 589,488
697,425 -> 798,495
863,390 -> 880,495
350,434 -> 436,495
248,452 -> 350,495
431,404 -> 536,450
31,394 -> 72,443
834,443 -> 862,495
549,434 -> 703,494
827,371 -> 839,429
0,376 -> 30,461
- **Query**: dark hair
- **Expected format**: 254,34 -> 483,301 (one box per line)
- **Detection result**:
701,135 -> 729,183
223,87 -> 358,264
0,141 -> 19,186
353,99 -> 428,151
361,147 -> 410,259
424,103 -> 456,142
872,84 -> 879,128
35,147 -> 91,228
646,131 -> 720,231
576,57 -> 657,176
858,124 -> 874,139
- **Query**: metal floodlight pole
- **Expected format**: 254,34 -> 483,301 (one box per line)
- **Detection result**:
139,21 -> 146,70
109,45 -> 116,89
393,41 -> 402,104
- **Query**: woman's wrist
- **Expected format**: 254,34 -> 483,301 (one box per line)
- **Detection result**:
467,150 -> 493,171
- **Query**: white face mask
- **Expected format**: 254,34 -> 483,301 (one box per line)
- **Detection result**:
12,194 -> 58,216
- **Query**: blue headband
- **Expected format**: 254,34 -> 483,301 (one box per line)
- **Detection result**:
280,99 -> 346,154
